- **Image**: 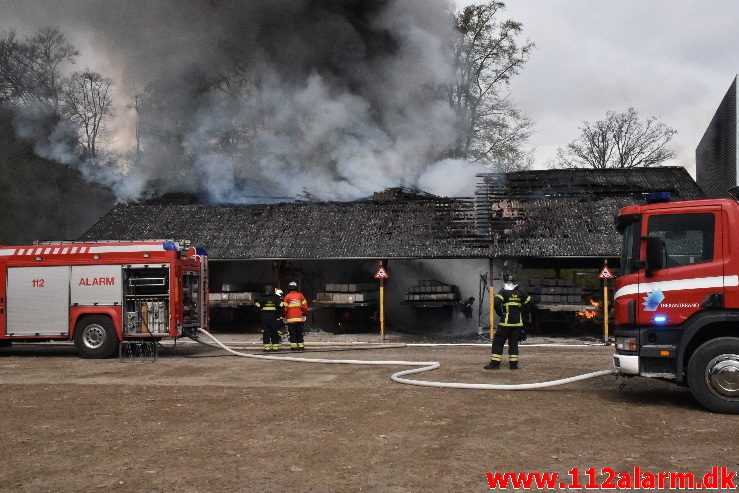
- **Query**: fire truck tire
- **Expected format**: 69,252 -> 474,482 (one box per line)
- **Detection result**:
74,316 -> 119,359
687,337 -> 739,414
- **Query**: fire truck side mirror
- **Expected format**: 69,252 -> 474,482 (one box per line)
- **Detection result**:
645,235 -> 665,276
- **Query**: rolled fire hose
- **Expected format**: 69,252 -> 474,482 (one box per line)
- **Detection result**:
197,328 -> 614,390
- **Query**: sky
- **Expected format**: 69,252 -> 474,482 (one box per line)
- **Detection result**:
1,0 -> 737,182
457,0 -> 739,175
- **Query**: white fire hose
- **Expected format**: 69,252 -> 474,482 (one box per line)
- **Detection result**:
197,328 -> 614,390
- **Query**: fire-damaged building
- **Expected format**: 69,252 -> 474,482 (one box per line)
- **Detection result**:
82,166 -> 704,335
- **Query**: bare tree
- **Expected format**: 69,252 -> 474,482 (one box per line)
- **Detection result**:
63,71 -> 113,158
0,32 -> 31,105
127,92 -> 143,156
28,27 -> 78,114
556,108 -> 677,169
447,1 -> 534,168
0,27 -> 77,114
497,150 -> 534,173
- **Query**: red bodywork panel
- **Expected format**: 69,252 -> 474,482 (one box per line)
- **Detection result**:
615,199 -> 739,327
0,264 -> 5,337
0,241 -> 207,341
69,305 -> 123,340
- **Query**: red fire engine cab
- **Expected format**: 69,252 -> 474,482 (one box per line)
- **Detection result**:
613,192 -> 739,413
0,240 -> 208,358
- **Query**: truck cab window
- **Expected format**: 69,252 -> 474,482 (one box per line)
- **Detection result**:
647,213 -> 714,268
620,219 -> 640,275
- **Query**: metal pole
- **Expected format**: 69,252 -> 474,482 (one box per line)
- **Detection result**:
478,273 -> 483,330
602,259 -> 609,342
603,282 -> 609,342
380,278 -> 385,342
488,280 -> 495,341
489,268 -> 495,341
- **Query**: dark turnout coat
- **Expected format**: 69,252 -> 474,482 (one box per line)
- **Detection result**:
494,285 -> 534,327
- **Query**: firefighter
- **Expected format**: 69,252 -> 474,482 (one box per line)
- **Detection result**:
484,272 -> 534,370
273,289 -> 289,341
255,284 -> 283,352
283,281 -> 308,351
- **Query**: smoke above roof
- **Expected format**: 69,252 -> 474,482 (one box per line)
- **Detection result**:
6,0 -> 485,202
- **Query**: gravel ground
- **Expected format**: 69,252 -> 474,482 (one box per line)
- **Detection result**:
1,338 -> 737,492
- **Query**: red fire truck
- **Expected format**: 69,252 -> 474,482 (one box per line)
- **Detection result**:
613,192 -> 739,413
0,240 -> 208,358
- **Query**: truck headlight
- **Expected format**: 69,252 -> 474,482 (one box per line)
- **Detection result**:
616,336 -> 638,351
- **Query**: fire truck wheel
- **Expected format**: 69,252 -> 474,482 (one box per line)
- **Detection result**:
687,337 -> 739,414
73,316 -> 119,359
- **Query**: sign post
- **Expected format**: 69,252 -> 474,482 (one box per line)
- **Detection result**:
599,261 -> 614,342
489,284 -> 495,341
374,264 -> 390,341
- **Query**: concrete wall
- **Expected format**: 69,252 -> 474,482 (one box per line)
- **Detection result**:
208,258 -> 491,335
385,259 -> 491,335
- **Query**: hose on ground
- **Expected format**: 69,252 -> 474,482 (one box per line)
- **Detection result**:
390,366 -> 614,389
196,328 -> 615,390
187,333 -> 406,353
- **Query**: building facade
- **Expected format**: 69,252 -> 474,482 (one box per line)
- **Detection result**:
697,75 -> 738,198
82,168 -> 702,335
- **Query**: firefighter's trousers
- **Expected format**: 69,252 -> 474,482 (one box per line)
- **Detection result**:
261,317 -> 282,349
288,322 -> 305,349
490,326 -> 521,364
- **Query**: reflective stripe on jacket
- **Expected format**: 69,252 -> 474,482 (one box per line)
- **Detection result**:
283,290 -> 308,323
494,286 -> 533,327
255,294 -> 283,319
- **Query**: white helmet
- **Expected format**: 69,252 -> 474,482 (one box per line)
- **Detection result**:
288,281 -> 298,290
274,289 -> 283,297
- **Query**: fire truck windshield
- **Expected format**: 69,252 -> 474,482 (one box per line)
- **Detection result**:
620,217 -> 641,275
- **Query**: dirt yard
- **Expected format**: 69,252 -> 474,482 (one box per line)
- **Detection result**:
1,338 -> 738,492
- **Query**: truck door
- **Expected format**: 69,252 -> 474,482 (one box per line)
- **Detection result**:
637,208 -> 722,326
0,263 -> 6,337
6,266 -> 71,336
614,215 -> 641,326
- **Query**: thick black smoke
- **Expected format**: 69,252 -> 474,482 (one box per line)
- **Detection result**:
3,0 -> 486,201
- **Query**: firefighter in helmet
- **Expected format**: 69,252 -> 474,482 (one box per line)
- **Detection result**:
283,281 -> 309,351
274,288 -> 288,341
255,284 -> 283,352
484,272 -> 535,370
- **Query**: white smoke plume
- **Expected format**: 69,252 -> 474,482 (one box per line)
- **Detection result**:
3,0 -> 487,202
11,104 -> 78,166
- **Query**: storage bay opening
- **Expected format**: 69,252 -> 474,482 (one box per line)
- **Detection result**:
81,168 -> 704,337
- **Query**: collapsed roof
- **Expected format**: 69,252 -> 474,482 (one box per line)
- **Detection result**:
82,167 -> 704,259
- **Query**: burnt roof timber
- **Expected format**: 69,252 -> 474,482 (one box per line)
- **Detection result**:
82,167 -> 704,260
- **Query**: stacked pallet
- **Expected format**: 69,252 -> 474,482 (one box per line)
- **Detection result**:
208,291 -> 259,303
404,280 -> 460,303
527,278 -> 586,304
209,283 -> 260,303
317,283 -> 379,304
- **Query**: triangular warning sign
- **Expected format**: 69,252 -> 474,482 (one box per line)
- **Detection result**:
599,265 -> 614,279
374,266 -> 390,279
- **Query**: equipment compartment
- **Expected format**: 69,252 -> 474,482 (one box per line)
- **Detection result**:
123,266 -> 170,335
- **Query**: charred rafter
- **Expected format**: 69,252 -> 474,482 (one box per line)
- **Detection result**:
82,167 -> 703,260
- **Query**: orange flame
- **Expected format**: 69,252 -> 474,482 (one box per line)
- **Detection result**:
577,299 -> 599,319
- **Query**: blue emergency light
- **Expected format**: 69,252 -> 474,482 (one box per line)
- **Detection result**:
653,314 -> 668,324
645,192 -> 672,204
195,247 -> 208,256
163,241 -> 179,251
